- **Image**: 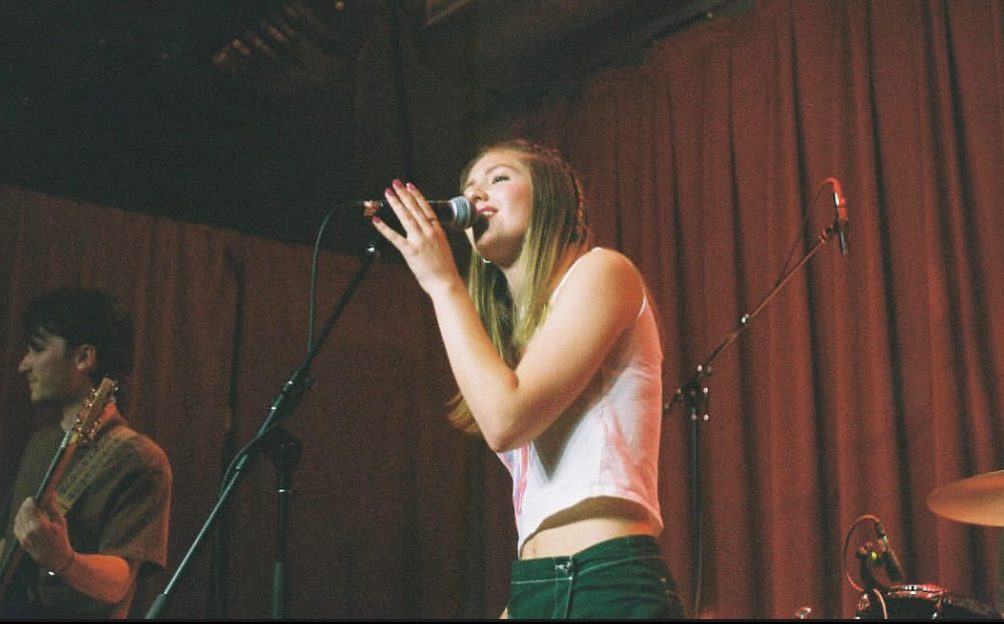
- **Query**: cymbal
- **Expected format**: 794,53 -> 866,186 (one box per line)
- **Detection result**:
927,470 -> 1004,527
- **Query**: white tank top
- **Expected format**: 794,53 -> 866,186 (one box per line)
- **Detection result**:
497,248 -> 664,554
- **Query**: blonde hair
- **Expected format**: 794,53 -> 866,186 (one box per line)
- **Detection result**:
448,139 -> 592,434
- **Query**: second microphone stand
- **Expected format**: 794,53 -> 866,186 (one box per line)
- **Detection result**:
145,239 -> 382,619
667,217 -> 844,617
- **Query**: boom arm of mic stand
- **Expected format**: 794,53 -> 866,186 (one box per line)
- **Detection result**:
666,223 -> 839,413
665,222 -> 838,618
144,239 -> 382,619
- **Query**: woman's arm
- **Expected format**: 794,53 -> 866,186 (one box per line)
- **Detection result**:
372,182 -> 645,452
430,249 -> 643,451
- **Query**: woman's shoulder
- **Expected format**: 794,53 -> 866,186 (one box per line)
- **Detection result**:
573,247 -> 643,282
552,247 -> 644,308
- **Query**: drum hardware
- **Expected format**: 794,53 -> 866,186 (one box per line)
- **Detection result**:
843,514 -> 907,596
854,583 -> 1002,620
856,541 -> 890,591
793,605 -> 816,619
842,513 -> 1002,619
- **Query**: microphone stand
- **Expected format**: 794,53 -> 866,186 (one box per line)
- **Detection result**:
665,219 -> 843,617
264,426 -> 302,618
145,239 -> 382,619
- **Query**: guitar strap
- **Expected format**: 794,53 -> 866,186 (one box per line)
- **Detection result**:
51,421 -> 137,517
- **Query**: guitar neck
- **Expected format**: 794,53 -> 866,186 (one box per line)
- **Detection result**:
32,428 -> 75,506
0,428 -> 80,601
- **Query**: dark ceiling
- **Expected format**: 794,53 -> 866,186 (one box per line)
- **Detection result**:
0,0 -> 743,250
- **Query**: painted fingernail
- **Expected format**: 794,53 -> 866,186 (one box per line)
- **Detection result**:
406,182 -> 416,190
392,179 -> 403,188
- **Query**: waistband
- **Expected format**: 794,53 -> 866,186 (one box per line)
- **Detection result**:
511,534 -> 662,581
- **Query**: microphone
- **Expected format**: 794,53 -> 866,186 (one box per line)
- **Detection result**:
354,196 -> 478,229
874,521 -> 905,582
824,177 -> 849,256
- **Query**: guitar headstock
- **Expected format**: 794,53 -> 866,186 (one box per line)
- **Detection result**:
69,376 -> 117,446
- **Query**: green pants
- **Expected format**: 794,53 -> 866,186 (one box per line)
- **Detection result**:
508,534 -> 687,619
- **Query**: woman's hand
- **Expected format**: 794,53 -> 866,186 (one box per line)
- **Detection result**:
371,179 -> 465,298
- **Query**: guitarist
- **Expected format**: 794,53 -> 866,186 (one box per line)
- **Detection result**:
0,288 -> 172,618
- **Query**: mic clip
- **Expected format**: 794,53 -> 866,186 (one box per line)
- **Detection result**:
856,541 -> 885,592
874,521 -> 906,583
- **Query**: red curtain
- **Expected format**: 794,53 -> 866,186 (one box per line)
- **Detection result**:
0,189 -> 500,618
2,0 -> 1003,619
514,0 -> 1004,618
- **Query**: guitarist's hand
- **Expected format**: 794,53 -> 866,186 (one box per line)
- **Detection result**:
12,497 -> 74,573
11,496 -> 135,604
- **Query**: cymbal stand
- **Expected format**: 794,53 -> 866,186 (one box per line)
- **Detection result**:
665,218 -> 843,617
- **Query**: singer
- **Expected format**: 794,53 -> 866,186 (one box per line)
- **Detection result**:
371,139 -> 685,619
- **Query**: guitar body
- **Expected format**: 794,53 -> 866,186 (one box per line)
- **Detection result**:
0,377 -> 116,608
